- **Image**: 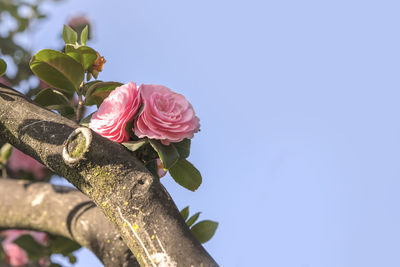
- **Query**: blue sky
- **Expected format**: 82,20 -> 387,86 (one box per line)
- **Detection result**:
25,0 -> 400,266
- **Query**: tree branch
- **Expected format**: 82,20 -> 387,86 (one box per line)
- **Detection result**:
0,178 -> 138,267
0,85 -> 218,266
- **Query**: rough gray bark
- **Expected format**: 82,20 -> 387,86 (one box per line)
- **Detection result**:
0,178 -> 138,267
0,85 -> 218,267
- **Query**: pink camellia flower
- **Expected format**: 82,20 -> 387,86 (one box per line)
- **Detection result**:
134,85 -> 200,145
8,149 -> 47,180
89,82 -> 141,143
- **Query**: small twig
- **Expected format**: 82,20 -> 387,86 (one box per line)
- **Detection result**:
76,83 -> 84,123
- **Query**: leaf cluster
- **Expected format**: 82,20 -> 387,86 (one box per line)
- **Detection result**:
180,206 -> 218,244
0,234 -> 81,266
0,0 -> 57,86
123,138 -> 202,192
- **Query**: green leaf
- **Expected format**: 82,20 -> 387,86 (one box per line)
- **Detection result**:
191,220 -> 218,244
174,139 -> 191,159
124,116 -> 136,139
169,159 -> 202,191
123,139 -> 148,152
84,81 -> 122,107
63,24 -> 78,44
180,206 -> 189,221
65,45 -> 97,70
81,25 -> 88,45
47,104 -> 76,119
14,235 -> 49,260
33,89 -> 75,118
0,58 -> 6,76
82,80 -> 102,95
0,143 -> 12,162
149,139 -> 179,169
34,88 -> 70,106
49,236 -> 81,256
30,49 -> 84,93
186,212 -> 201,227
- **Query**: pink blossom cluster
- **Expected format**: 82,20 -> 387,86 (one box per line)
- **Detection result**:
1,230 -> 47,266
89,82 -> 200,145
8,149 -> 47,180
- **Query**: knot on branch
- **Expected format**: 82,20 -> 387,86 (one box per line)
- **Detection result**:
63,127 -> 92,165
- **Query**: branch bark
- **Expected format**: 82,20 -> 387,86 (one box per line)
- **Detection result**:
0,178 -> 138,267
0,85 -> 218,266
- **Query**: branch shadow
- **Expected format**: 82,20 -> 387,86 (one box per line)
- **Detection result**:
18,119 -> 75,146
66,201 -> 96,238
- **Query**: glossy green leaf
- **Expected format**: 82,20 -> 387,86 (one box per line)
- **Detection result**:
30,49 -> 84,93
33,88 -> 75,118
65,45 -> 97,70
186,212 -> 201,227
149,139 -> 180,169
82,80 -> 102,95
81,25 -> 88,45
174,139 -> 191,159
84,81 -> 122,107
49,236 -> 81,256
47,105 -> 76,119
0,58 -> 6,76
169,159 -> 202,191
123,139 -> 148,152
180,206 -> 189,221
191,220 -> 218,244
34,88 -> 70,106
14,235 -> 49,260
63,24 -> 77,44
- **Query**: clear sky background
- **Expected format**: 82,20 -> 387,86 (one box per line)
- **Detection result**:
22,0 -> 400,266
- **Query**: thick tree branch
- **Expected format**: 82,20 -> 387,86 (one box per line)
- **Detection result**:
0,178 -> 138,267
0,85 -> 218,266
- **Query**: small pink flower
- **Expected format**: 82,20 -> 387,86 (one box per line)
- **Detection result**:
134,85 -> 200,145
1,230 -> 26,242
1,230 -> 48,266
29,232 -> 48,245
89,82 -> 141,143
2,243 -> 28,266
8,149 -> 47,180
1,230 -> 47,245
